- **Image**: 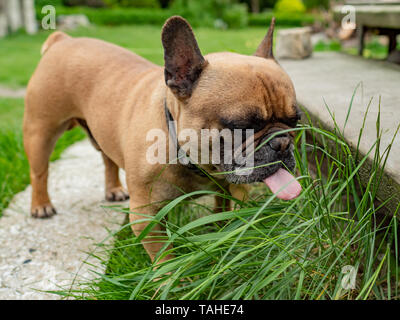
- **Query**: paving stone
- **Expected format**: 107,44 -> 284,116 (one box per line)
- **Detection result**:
0,140 -> 127,299
276,27 -> 313,60
280,52 -> 400,211
0,85 -> 26,98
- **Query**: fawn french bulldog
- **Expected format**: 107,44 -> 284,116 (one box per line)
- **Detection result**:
24,16 -> 301,263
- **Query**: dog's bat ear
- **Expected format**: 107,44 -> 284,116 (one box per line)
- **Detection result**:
162,16 -> 207,99
254,17 -> 276,59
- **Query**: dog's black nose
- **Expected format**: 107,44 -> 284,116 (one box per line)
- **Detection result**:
268,136 -> 291,152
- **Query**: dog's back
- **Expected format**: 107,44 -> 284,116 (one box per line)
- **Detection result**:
27,31 -> 157,117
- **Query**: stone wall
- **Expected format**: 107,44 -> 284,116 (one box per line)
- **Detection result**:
0,0 -> 37,37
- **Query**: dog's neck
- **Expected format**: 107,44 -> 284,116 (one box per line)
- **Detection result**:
164,99 -> 208,178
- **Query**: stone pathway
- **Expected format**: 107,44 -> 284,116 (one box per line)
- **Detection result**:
0,85 -> 26,98
280,52 -> 400,210
0,139 -> 127,299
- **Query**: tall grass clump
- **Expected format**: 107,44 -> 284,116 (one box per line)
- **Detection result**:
63,91 -> 399,300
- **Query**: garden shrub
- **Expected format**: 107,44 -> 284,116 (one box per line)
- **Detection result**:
303,0 -> 330,9
169,0 -> 216,27
240,0 -> 278,11
35,0 -> 63,7
274,0 -> 306,14
36,6 -> 171,25
63,0 -> 106,7
103,0 -> 160,8
169,0 -> 248,28
35,0 -> 316,28
221,3 -> 248,28
249,11 -> 316,27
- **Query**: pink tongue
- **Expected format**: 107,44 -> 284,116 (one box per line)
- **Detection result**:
263,168 -> 302,200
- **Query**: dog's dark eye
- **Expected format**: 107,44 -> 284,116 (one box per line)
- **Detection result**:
220,112 -> 266,133
283,110 -> 301,128
285,117 -> 299,128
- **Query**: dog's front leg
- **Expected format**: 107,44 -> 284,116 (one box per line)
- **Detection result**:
229,184 -> 250,202
129,199 -> 174,264
213,185 -> 250,215
101,152 -> 130,202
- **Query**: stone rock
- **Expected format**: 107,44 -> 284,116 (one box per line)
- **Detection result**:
57,14 -> 90,30
276,27 -> 313,60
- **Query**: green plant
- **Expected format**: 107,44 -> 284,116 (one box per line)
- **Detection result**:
35,0 -> 63,8
314,39 -> 341,52
103,0 -> 160,8
35,6 -> 172,26
240,0 -> 279,12
63,0 -> 106,7
249,11 -> 316,27
57,88 -> 400,300
169,0 -> 248,28
303,0 -> 330,10
274,0 -> 306,14
222,4 -> 248,28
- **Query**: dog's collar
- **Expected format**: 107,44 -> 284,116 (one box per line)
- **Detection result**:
164,100 -> 208,177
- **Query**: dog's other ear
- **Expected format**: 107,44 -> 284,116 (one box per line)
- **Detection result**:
254,17 -> 276,59
162,16 -> 207,99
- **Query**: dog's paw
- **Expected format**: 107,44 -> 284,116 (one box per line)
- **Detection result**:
106,187 -> 130,202
31,204 -> 57,219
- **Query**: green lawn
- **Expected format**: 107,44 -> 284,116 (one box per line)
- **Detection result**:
0,25 -> 268,88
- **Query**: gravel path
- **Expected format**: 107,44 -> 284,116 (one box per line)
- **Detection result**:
0,139 -> 127,299
0,85 -> 26,98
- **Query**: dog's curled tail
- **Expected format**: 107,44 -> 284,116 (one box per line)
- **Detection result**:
41,31 -> 70,55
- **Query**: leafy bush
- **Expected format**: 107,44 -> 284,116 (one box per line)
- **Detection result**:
274,0 -> 306,14
35,0 -> 63,7
240,0 -> 278,11
169,0 -> 216,27
249,11 -> 316,27
169,0 -> 248,28
303,0 -> 330,9
103,0 -> 160,8
36,6 -> 171,25
63,0 -> 106,7
222,4 -> 248,28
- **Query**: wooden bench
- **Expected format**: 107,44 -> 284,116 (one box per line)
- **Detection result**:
334,0 -> 400,56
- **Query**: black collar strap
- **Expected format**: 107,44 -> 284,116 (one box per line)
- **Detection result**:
164,100 -> 208,177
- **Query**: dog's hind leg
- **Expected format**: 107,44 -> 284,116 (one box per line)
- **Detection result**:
101,152 -> 129,202
76,119 -> 129,202
23,120 -> 70,218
